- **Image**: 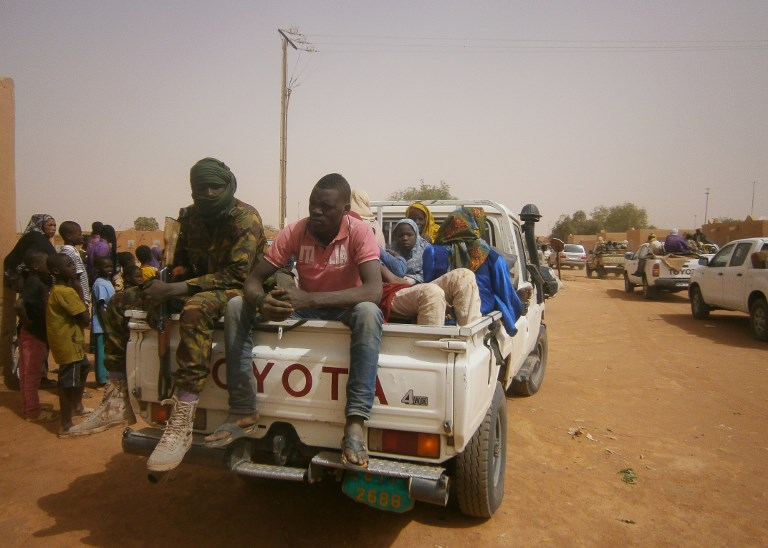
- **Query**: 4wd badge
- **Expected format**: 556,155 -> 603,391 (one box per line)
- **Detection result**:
401,389 -> 428,406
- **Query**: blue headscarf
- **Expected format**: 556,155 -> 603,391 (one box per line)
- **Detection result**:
392,218 -> 429,283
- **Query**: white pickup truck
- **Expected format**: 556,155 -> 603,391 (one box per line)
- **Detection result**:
122,200 -> 552,518
623,244 -> 703,299
689,237 -> 768,341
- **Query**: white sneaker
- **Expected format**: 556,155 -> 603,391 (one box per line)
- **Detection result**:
147,396 -> 198,472
68,381 -> 136,436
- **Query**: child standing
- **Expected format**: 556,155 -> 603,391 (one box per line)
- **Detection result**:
135,245 -> 158,281
46,253 -> 91,437
14,249 -> 56,422
121,263 -> 144,289
91,256 -> 115,387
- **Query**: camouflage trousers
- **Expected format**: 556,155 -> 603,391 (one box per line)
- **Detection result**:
104,286 -> 243,394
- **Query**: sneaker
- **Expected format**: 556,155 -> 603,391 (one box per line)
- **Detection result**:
67,381 -> 136,436
147,396 -> 198,472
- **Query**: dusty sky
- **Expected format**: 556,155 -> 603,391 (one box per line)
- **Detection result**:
1,0 -> 766,235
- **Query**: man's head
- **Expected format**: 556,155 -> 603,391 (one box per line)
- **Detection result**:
136,245 -> 152,264
190,157 -> 237,221
671,228 -> 679,235
308,173 -> 351,240
23,249 -> 49,275
91,221 -> 104,237
95,256 -> 114,278
48,253 -> 75,282
59,221 -> 84,246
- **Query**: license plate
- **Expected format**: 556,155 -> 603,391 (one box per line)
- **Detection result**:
342,471 -> 415,513
675,282 -> 688,287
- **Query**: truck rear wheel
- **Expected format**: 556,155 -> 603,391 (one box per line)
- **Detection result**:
642,276 -> 656,300
596,265 -> 607,279
508,324 -> 548,397
690,285 -> 710,319
749,298 -> 768,341
623,273 -> 634,293
455,382 -> 507,518
586,265 -> 593,278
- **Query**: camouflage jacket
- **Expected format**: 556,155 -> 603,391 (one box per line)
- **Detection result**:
173,199 -> 266,293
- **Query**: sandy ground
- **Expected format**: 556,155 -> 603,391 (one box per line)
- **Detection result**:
1,270 -> 767,547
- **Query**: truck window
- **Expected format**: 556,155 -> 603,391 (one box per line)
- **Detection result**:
709,244 -> 735,268
729,243 -> 753,267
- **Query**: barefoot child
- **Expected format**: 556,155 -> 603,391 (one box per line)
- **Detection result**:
46,253 -> 91,437
14,249 -> 56,422
91,256 -> 115,386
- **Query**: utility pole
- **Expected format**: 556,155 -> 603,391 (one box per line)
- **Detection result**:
278,29 -> 297,229
704,187 -> 710,224
752,181 -> 757,217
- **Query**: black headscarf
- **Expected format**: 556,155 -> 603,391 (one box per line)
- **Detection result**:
189,157 -> 237,224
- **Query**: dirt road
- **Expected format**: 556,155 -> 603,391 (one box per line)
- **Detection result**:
1,271 -> 767,546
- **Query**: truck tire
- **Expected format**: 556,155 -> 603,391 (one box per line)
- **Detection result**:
586,265 -> 593,278
596,265 -> 607,279
749,298 -> 768,341
642,275 -> 656,300
578,264 -> 585,270
455,382 -> 507,518
690,285 -> 710,320
623,273 -> 634,293
508,324 -> 548,397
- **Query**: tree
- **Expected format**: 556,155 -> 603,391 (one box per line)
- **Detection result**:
389,180 -> 456,201
134,217 -> 160,231
550,203 -> 648,241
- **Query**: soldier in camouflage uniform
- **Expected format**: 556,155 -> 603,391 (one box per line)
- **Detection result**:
70,158 -> 265,474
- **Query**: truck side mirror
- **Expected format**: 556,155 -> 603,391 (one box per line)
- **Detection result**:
698,257 -> 709,266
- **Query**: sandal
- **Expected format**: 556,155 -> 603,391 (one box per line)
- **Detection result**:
203,415 -> 258,448
340,436 -> 369,471
26,409 -> 59,423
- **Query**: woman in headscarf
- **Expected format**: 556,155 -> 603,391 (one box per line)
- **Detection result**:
350,189 -> 386,248
4,214 -> 57,286
379,218 -> 481,326
405,202 -> 439,243
423,207 -> 523,335
150,245 -> 163,269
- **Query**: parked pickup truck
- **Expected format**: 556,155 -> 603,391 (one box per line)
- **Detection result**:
586,243 -> 626,278
122,200 -> 551,518
689,237 -> 768,341
623,244 -> 703,299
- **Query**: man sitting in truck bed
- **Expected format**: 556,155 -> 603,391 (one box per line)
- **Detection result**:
69,157 -> 266,476
219,173 -> 383,470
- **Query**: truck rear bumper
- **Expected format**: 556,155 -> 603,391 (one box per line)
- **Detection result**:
122,427 -> 450,507
652,279 -> 689,291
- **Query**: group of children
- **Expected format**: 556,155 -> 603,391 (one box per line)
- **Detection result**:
14,220 -> 160,437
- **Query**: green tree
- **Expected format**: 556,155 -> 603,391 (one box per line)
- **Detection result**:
134,216 -> 160,231
550,203 -> 648,240
389,180 -> 456,201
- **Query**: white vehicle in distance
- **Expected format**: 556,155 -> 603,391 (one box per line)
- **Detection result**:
548,244 -> 586,270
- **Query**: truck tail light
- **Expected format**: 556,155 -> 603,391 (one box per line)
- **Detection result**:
150,402 -> 206,430
368,428 -> 440,459
652,264 -> 660,277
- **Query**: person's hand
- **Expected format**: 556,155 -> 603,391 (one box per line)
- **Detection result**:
142,279 -> 186,305
260,288 -> 296,322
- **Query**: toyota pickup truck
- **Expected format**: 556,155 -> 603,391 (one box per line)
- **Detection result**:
623,244 -> 705,299
586,243 -> 626,278
122,200 -> 551,518
689,237 -> 768,341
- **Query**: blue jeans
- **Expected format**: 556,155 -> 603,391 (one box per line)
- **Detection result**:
224,297 -> 384,419
224,296 -> 258,416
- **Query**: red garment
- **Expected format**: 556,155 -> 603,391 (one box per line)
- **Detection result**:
18,328 -> 48,419
379,282 -> 412,322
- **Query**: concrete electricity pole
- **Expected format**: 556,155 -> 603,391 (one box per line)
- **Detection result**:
704,187 -> 710,224
278,29 -> 298,229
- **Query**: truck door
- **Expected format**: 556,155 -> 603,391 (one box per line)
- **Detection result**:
722,242 -> 754,309
698,243 -> 735,306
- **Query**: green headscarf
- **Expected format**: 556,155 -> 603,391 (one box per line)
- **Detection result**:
190,157 -> 237,223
